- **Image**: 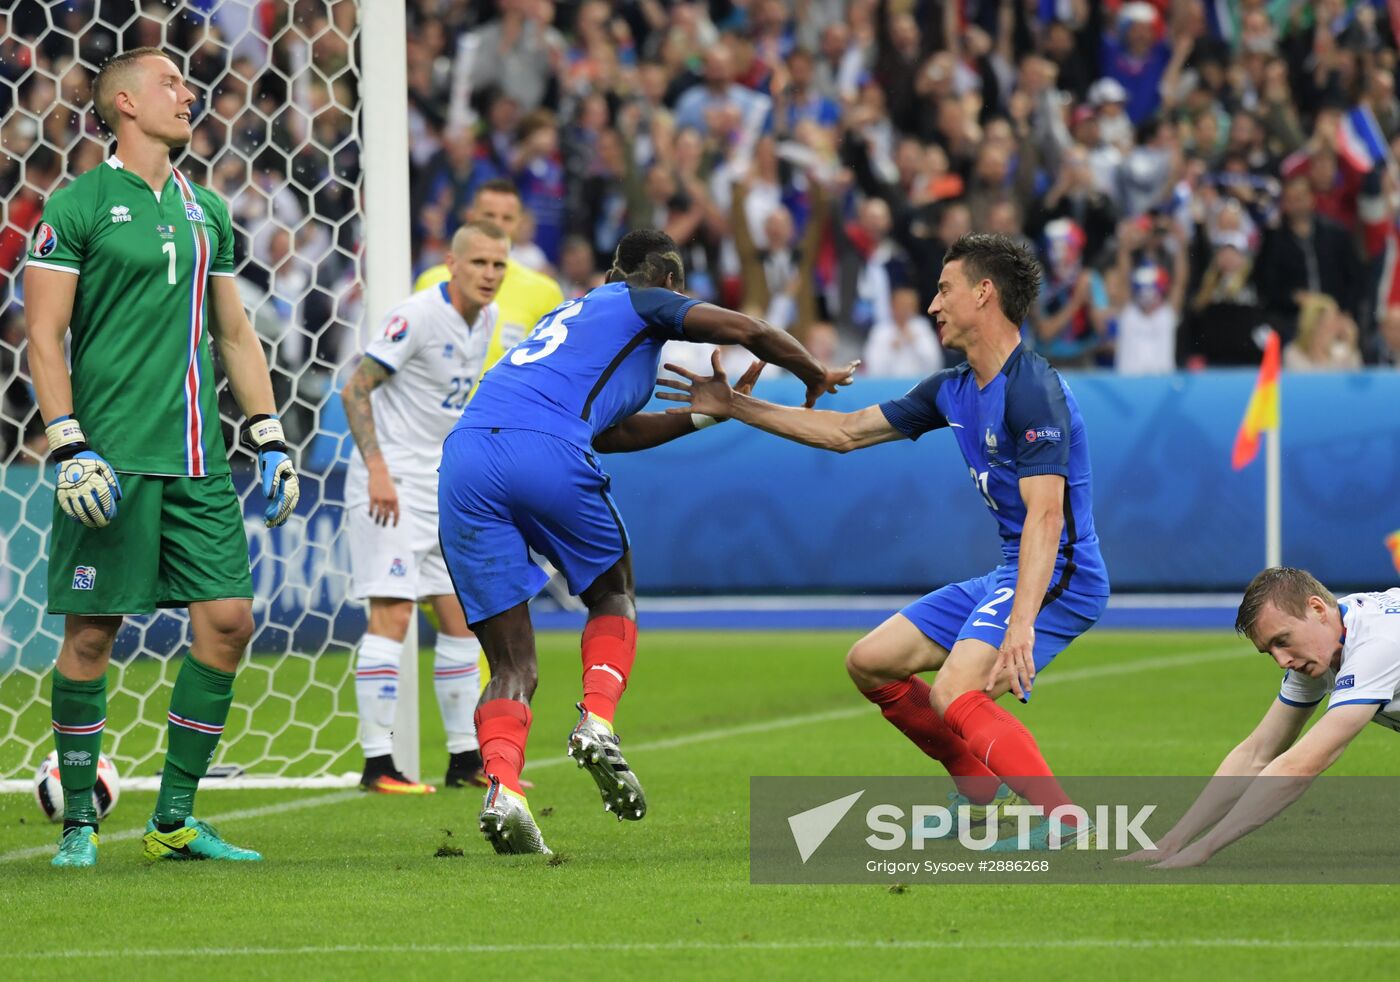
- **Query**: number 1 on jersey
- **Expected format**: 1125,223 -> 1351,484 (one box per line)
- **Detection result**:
162,241 -> 176,285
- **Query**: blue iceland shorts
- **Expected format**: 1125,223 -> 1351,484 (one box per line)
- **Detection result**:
900,565 -> 1107,695
438,427 -> 630,624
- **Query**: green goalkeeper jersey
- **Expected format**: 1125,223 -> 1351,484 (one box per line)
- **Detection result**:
28,156 -> 237,476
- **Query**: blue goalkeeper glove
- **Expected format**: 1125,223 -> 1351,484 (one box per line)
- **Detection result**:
243,414 -> 300,528
47,416 -> 122,529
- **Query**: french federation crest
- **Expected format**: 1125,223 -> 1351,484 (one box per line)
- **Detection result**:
31,223 -> 59,258
389,558 -> 407,577
72,565 -> 96,591
184,201 -> 205,223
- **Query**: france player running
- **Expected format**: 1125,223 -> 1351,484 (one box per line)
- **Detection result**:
661,233 -> 1111,849
341,221 -> 507,794
1125,568 -> 1400,869
438,229 -> 855,854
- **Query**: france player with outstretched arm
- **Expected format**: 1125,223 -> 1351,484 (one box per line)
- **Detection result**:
437,229 -> 856,855
661,233 -> 1112,850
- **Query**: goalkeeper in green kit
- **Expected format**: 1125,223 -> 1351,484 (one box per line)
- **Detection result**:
23,48 -> 300,868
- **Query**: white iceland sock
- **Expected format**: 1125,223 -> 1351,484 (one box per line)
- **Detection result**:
434,633 -> 482,754
355,634 -> 402,758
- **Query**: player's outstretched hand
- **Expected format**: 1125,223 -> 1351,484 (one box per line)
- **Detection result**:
802,360 -> 860,408
47,416 -> 122,529
244,414 -> 301,528
1150,842 -> 1211,869
987,622 -> 1036,702
733,358 -> 765,397
657,350 -> 736,419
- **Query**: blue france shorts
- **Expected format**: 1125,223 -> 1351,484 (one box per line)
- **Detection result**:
438,427 -> 630,624
899,565 -> 1107,696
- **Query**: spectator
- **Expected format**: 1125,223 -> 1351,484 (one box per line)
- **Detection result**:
673,41 -> 771,147
1033,217 -> 1109,367
557,234 -> 600,299
1110,219 -> 1189,375
1183,231 -> 1266,367
834,195 -> 908,335
1028,144 -> 1117,262
1283,293 -> 1363,371
1371,305 -> 1400,366
863,286 -> 943,378
514,109 -> 567,265
1255,175 -> 1362,330
1100,4 -> 1171,125
462,0 -> 565,113
731,168 -> 827,334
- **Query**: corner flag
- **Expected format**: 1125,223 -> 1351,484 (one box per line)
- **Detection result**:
1231,330 -> 1281,470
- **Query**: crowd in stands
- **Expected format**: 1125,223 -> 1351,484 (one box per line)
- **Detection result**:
401,0 -> 1400,376
7,0 -> 1400,460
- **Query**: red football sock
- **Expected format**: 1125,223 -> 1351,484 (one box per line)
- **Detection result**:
943,690 -> 1077,824
580,615 -> 637,724
863,677 -> 1001,803
474,698 -> 531,795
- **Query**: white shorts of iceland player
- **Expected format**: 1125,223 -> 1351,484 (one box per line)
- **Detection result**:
344,472 -> 454,601
1278,588 -> 1400,731
345,285 -> 494,602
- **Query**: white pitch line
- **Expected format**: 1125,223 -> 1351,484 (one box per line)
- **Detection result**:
0,644 -> 1246,865
0,938 -> 1397,960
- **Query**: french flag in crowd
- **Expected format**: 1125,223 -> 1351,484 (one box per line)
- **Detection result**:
1337,106 -> 1393,174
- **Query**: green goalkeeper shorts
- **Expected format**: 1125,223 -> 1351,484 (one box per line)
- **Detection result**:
47,473 -> 253,615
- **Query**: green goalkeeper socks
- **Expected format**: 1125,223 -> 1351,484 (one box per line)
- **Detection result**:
51,669 -> 108,827
154,653 -> 235,826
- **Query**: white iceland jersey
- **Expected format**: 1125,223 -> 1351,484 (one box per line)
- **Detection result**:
349,284 -> 495,497
1278,589 -> 1400,732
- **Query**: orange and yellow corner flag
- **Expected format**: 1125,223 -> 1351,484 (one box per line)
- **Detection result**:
1387,531 -> 1400,575
1231,329 -> 1281,470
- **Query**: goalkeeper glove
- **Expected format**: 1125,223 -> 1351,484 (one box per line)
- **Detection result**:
47,416 -> 122,529
243,414 -> 300,528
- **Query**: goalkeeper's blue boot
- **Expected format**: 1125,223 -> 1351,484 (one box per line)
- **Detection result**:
142,817 -> 262,862
923,783 -> 1028,840
51,826 -> 99,868
567,703 -> 646,821
986,816 -> 1097,852
479,775 -> 551,855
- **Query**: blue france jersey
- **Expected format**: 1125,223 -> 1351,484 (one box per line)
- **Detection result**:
879,344 -> 1110,596
456,282 -> 699,446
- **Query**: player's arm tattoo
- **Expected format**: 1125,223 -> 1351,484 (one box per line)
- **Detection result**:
342,357 -> 390,461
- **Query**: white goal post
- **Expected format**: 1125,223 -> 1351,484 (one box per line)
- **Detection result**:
0,0 -> 413,791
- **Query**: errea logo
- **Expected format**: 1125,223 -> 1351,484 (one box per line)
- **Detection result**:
109,205 -> 131,223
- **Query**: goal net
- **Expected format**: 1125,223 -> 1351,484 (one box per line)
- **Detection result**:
0,0 -> 380,790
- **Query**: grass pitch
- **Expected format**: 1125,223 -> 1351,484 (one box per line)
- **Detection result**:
1,628 -> 1396,979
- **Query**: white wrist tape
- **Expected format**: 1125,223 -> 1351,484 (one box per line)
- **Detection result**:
691,413 -> 721,430
46,417 -> 86,456
247,415 -> 286,447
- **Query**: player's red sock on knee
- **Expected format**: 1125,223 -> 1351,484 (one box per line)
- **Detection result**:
580,615 -> 636,725
863,677 -> 1001,803
943,690 -> 1077,824
474,699 -> 531,795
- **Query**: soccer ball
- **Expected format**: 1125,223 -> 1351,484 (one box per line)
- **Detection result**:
32,750 -> 121,822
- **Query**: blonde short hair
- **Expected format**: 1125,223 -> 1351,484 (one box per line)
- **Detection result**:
93,47 -> 169,130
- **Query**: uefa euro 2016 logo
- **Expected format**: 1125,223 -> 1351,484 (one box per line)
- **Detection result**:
71,565 -> 96,591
